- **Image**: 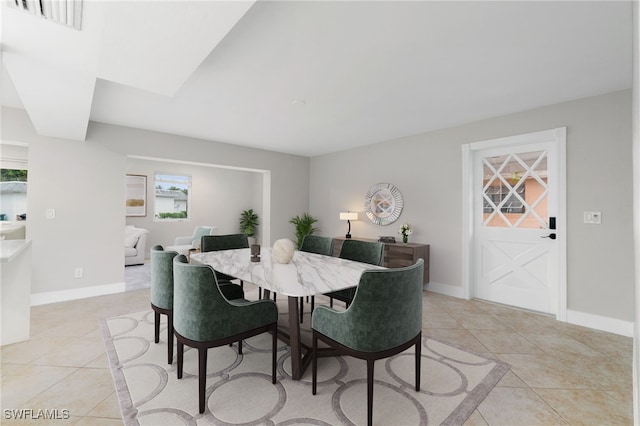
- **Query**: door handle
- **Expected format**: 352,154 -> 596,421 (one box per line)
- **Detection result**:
541,233 -> 556,240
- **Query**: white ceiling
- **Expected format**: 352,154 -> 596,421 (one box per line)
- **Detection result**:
1,1 -> 633,157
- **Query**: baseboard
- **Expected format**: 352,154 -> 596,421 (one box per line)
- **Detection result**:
31,282 -> 126,306
566,309 -> 634,337
424,281 -> 465,299
424,284 -> 633,338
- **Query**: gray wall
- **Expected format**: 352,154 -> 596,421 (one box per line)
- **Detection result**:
2,107 -> 309,297
310,90 -> 635,322
125,157 -> 261,254
1,89 -> 634,324
91,121 -> 310,245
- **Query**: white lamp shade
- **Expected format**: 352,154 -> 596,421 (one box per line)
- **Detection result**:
340,212 -> 359,221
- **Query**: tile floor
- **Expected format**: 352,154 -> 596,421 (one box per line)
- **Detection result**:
0,286 -> 633,425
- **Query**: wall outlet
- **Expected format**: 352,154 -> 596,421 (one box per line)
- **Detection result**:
74,267 -> 83,279
46,208 -> 56,219
583,211 -> 602,224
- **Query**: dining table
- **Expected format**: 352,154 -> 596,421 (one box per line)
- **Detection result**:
190,247 -> 385,380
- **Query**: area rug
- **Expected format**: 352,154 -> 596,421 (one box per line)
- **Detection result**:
124,263 -> 151,291
101,303 -> 509,425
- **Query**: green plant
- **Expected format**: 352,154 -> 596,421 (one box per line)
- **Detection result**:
239,209 -> 259,236
157,211 -> 187,219
289,213 -> 319,249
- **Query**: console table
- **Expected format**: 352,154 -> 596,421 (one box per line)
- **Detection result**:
333,237 -> 430,284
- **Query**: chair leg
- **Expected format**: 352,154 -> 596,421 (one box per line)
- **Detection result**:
367,359 -> 375,426
238,340 -> 243,355
312,332 -> 318,395
330,297 -> 333,308
167,312 -> 173,365
177,341 -> 184,379
154,311 -> 160,343
299,297 -> 304,323
415,335 -> 421,392
272,324 -> 277,384
310,296 -> 315,313
199,347 -> 208,414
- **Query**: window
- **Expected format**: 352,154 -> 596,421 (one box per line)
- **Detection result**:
0,168 -> 28,222
483,184 -> 525,214
154,173 -> 191,221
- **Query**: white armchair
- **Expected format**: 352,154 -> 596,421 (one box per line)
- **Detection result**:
125,226 -> 149,266
166,226 -> 217,255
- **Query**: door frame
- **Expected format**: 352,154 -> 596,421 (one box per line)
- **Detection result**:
461,127 -> 567,321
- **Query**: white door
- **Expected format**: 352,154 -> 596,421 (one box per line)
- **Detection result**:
469,128 -> 566,315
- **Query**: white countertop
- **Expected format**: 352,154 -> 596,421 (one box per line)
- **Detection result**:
0,239 -> 32,263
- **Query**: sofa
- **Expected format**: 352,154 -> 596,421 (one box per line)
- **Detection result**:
0,221 -> 26,240
125,226 -> 149,266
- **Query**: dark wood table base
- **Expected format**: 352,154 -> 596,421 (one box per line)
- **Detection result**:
262,290 -> 337,380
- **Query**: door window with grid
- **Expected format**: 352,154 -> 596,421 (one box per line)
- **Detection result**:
482,151 -> 548,229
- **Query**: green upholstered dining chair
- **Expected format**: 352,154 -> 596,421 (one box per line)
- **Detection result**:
299,235 -> 335,322
150,245 -> 179,364
172,255 -> 278,414
201,233 -> 249,253
326,239 -> 384,308
300,235 -> 335,256
201,233 -> 249,287
151,245 -> 245,365
312,259 -> 424,426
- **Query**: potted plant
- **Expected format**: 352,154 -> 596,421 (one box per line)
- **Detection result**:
289,213 -> 319,249
239,209 -> 259,244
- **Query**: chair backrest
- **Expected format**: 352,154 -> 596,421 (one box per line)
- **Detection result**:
347,259 -> 424,352
173,255 -> 242,341
300,235 -> 335,256
150,245 -> 178,309
339,239 -> 384,266
201,234 -> 250,252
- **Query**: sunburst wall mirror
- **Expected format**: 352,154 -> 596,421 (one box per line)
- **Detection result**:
364,182 -> 403,226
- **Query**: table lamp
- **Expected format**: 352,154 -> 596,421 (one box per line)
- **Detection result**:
339,212 -> 359,239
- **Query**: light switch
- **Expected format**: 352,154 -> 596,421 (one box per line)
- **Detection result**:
46,208 -> 56,219
583,211 -> 602,224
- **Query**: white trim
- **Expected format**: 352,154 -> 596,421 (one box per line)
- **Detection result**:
555,127 -> 567,322
461,127 -> 567,320
461,144 -> 473,300
465,128 -> 561,151
424,282 -> 466,299
633,1 -> 640,422
261,170 -> 272,246
566,309 -> 634,338
127,154 -> 269,174
31,282 -> 126,306
0,141 -> 30,147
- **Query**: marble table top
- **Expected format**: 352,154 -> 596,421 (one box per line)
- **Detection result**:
190,248 -> 385,297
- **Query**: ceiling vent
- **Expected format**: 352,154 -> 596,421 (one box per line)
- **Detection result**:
8,0 -> 83,30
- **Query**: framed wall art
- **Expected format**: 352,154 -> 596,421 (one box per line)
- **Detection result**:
125,174 -> 147,217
